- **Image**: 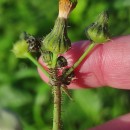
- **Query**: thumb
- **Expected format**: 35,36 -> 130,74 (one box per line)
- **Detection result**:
38,35 -> 130,89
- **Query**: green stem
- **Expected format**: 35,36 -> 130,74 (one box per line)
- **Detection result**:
27,52 -> 62,130
51,53 -> 62,130
64,42 -> 95,78
26,53 -> 49,77
51,53 -> 58,68
53,86 -> 61,130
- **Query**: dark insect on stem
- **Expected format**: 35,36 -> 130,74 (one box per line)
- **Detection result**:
23,32 -> 42,53
56,56 -> 68,68
49,68 -> 61,87
61,68 -> 75,85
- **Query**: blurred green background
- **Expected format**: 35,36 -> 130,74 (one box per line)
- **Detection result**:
0,0 -> 130,130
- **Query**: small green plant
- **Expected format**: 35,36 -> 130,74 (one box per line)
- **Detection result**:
12,0 -> 109,130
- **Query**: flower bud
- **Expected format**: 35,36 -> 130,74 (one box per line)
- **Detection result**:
86,11 -> 109,44
59,0 -> 77,19
12,40 -> 28,58
42,18 -> 71,54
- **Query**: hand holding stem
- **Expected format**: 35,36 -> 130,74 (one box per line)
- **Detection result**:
12,1 -> 110,130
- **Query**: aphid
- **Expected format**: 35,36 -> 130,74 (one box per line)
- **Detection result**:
62,68 -> 75,85
56,56 -> 68,68
49,68 -> 61,86
24,32 -> 42,52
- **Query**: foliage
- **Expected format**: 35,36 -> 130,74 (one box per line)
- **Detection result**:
0,0 -> 130,129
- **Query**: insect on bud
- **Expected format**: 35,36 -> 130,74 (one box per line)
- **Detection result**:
24,32 -> 42,53
59,0 -> 77,19
12,40 -> 28,58
42,18 -> 71,54
56,56 -> 68,68
86,11 -> 109,44
62,68 -> 75,85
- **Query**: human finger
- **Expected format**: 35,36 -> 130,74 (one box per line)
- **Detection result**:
38,35 -> 130,89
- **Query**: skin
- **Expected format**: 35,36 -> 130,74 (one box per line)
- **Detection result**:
38,35 -> 130,130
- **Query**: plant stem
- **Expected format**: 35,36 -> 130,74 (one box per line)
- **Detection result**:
26,53 -> 49,77
64,42 -> 95,78
53,86 -> 61,130
51,53 -> 58,68
51,53 -> 62,130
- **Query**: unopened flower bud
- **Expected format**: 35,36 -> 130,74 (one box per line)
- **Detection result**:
42,18 -> 71,54
86,11 -> 109,44
59,0 -> 77,19
12,40 -> 28,58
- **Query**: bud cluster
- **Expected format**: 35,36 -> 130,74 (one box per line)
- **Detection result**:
41,0 -> 77,68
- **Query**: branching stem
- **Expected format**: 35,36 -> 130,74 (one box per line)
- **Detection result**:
26,53 -> 49,77
64,42 -> 95,78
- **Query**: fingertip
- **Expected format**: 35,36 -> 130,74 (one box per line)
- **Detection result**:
38,58 -> 49,83
38,35 -> 130,89
89,113 -> 130,130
